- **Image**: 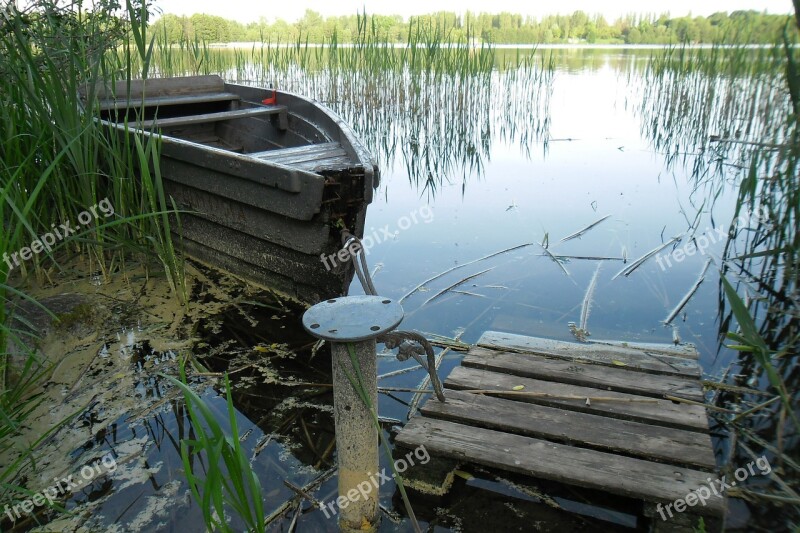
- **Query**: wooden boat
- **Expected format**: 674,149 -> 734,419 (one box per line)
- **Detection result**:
81,75 -> 378,303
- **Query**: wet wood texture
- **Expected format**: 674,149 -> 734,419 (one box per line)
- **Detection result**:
396,330 -> 725,529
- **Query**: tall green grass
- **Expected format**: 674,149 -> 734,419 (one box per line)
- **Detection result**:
123,12 -> 554,191
631,28 -> 799,527
165,365 -> 265,533
0,0 -> 186,511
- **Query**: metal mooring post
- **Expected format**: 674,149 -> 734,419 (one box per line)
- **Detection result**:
302,295 -> 404,532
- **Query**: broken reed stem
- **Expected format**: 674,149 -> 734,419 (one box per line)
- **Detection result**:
663,258 -> 711,325
283,480 -> 324,509
664,394 -> 735,413
399,243 -> 533,303
424,335 -> 471,351
579,262 -> 601,331
264,467 -> 336,526
421,267 -> 494,307
728,489 -> 800,504
378,365 -> 426,380
732,396 -> 781,421
379,387 -> 437,393
702,379 -> 772,396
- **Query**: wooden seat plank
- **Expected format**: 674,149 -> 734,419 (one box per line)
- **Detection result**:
253,142 -> 353,171
296,156 -> 353,171
445,366 -> 709,431
420,390 -> 716,470
477,331 -> 701,377
395,417 -> 725,517
97,92 -> 241,111
136,106 -> 287,129
252,142 -> 343,161
464,347 -> 703,401
269,147 -> 347,165
82,74 -> 225,101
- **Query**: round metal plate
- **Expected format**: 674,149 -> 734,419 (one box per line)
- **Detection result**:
302,295 -> 404,342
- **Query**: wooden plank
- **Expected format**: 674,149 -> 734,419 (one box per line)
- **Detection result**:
477,331 -> 701,378
271,148 -> 348,165
179,237 -> 334,303
203,140 -> 244,153
395,417 -> 725,517
177,215 -> 338,287
84,75 -> 225,100
464,347 -> 703,401
158,155 -> 319,220
97,92 -> 241,111
215,120 -> 291,153
251,142 -> 343,161
268,148 -> 348,166
420,390 -> 716,470
276,107 -> 289,130
445,366 -> 709,432
298,156 -> 353,171
180,133 -> 220,144
136,106 -> 287,129
588,338 -> 699,360
170,132 -> 243,152
163,180 -> 330,255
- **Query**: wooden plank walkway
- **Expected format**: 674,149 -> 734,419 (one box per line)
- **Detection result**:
395,331 -> 725,531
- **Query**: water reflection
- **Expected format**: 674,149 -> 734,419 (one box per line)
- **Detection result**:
150,46 -> 553,194
127,44 -> 799,531
248,63 -> 552,194
628,43 -> 798,529
630,46 -> 792,192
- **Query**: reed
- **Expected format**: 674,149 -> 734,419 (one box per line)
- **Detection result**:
0,0 -> 186,509
616,34 -> 799,524
134,14 -> 554,191
682,30 -> 799,526
165,365 -> 266,532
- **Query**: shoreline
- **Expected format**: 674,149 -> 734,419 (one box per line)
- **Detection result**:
201,42 -> 781,50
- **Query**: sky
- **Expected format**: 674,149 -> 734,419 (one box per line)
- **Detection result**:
151,0 -> 793,24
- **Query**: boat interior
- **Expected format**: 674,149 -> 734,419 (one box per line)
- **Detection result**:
90,76 -> 356,173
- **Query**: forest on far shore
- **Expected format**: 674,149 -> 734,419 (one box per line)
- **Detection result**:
150,9 -> 793,45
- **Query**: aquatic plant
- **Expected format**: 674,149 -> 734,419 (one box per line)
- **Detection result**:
127,13 -> 554,194
166,365 -> 266,533
715,34 -> 799,526
0,0 -> 186,514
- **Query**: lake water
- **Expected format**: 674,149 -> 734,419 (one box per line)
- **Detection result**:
26,47 -> 788,532
353,48 -> 738,369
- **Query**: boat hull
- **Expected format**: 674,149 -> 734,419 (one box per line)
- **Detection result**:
87,76 -> 378,303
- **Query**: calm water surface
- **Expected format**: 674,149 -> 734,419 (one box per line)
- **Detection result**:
47,48 -> 783,532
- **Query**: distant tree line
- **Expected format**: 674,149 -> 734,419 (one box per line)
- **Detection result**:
150,9 -> 792,45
